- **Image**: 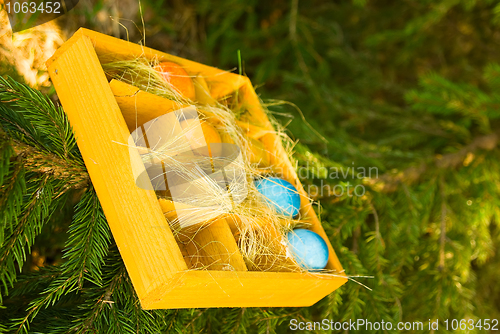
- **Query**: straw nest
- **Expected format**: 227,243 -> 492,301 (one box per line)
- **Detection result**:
102,57 -> 315,273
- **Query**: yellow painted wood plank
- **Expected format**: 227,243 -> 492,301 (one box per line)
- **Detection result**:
47,28 -> 247,100
158,199 -> 290,231
178,218 -> 248,271
235,120 -> 270,139
239,81 -> 275,130
193,74 -> 217,105
46,34 -> 188,299
109,79 -> 187,132
142,270 -> 347,309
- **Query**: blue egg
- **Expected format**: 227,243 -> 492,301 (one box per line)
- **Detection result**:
255,177 -> 301,218
286,229 -> 329,270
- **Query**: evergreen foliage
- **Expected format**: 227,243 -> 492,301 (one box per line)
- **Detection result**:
1,0 -> 500,332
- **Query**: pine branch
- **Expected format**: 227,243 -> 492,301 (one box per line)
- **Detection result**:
0,157 -> 26,246
0,131 -> 13,187
0,76 -> 103,330
12,273 -> 79,334
1,130 -> 89,190
0,77 -> 88,191
0,76 -> 78,160
17,307 -> 82,334
1,181 -> 73,312
438,176 -> 447,272
314,130 -> 499,200
62,189 -> 111,288
12,188 -> 112,333
7,266 -> 63,300
68,249 -> 131,334
366,132 -> 499,193
0,176 -> 64,303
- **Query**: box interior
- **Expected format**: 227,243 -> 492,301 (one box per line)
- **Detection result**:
105,69 -> 336,273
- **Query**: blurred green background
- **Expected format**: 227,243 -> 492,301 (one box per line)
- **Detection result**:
2,0 -> 500,332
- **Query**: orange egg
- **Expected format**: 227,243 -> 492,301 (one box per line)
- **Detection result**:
179,118 -> 221,156
155,62 -> 196,100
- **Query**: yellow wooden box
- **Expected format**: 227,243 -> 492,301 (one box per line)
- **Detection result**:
46,28 -> 347,309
